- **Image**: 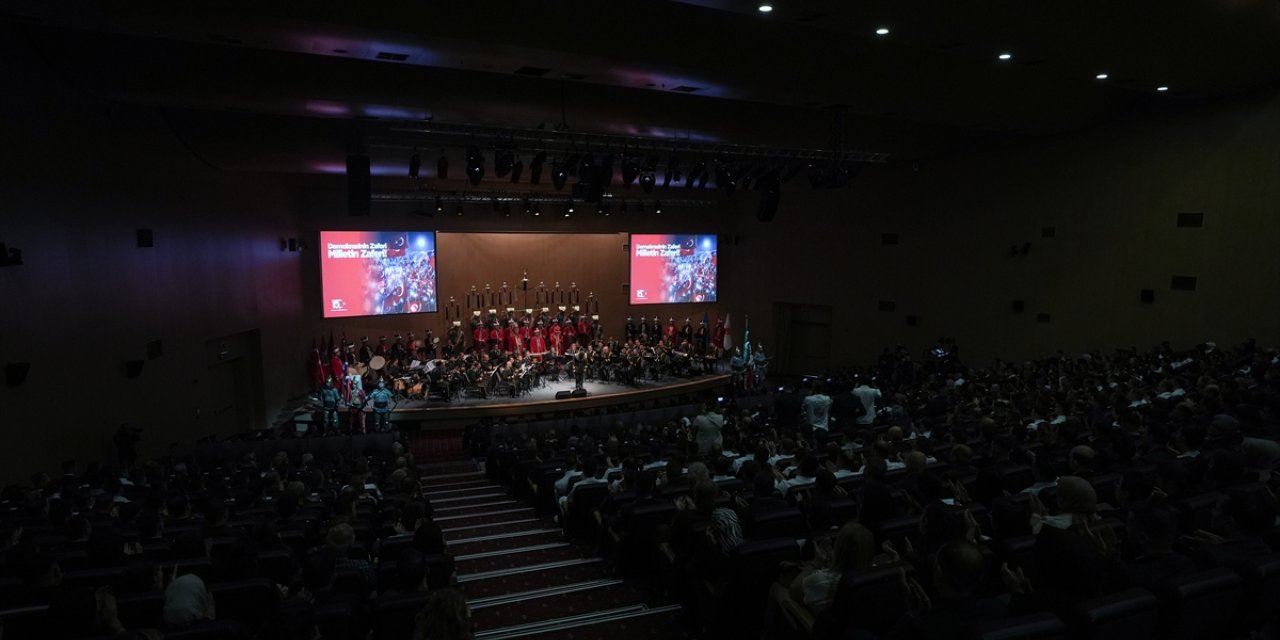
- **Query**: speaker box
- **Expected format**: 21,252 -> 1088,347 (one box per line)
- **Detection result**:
125,360 -> 145,378
347,155 -> 371,216
5,362 -> 30,387
554,390 -> 573,400
571,388 -> 589,398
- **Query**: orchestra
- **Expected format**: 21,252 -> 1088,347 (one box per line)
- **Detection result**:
308,306 -> 747,420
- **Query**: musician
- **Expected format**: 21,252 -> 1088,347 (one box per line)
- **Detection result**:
625,316 -> 637,342
392,334 -> 409,361
591,316 -> 602,344
576,314 -> 591,347
529,328 -> 548,362
375,336 -> 390,358
505,320 -> 523,356
562,319 -> 577,351
320,377 -> 341,434
664,317 -> 677,345
472,322 -> 487,354
519,319 -> 532,351
572,348 -> 587,391
680,318 -> 693,346
549,318 -> 564,357
650,317 -> 662,344
369,380 -> 395,432
358,337 -> 374,366
446,324 -> 462,358
488,321 -> 503,354
421,330 -> 437,360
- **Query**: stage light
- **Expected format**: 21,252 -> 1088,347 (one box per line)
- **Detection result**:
456,204 -> 464,217
551,163 -> 568,190
1157,86 -> 1169,92
639,172 -> 656,193
655,201 -> 663,214
565,200 -> 574,217
523,198 -> 531,214
565,153 -> 582,177
596,202 -> 604,215
408,151 -> 421,178
686,160 -> 704,189
437,154 -> 449,180
998,52 -> 1012,60
621,156 -> 640,187
510,158 -> 524,183
504,204 -> 512,217
495,149 -> 514,177
663,167 -> 672,188
758,4 -> 773,12
1095,73 -> 1109,80
668,154 -> 682,183
697,169 -> 710,189
465,145 -> 485,185
876,27 -> 890,35
533,203 -> 541,216
530,151 -> 546,184
600,155 -> 616,187
435,197 -> 444,213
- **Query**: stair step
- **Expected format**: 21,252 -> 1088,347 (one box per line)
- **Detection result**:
474,604 -> 682,640
471,583 -> 646,632
435,500 -> 519,512
442,518 -> 543,535
450,528 -> 563,545
431,492 -> 507,504
434,508 -> 536,523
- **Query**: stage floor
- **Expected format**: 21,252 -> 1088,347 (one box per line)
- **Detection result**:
391,374 -> 719,410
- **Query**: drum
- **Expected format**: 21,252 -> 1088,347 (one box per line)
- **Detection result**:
393,378 -> 409,394
369,355 -> 387,370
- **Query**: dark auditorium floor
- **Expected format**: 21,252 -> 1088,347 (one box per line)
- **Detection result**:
420,464 -> 690,639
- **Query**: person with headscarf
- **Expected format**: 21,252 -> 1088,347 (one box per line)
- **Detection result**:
164,573 -> 215,626
1027,476 -> 1119,611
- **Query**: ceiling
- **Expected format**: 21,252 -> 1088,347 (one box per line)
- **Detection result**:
4,0 -> 1279,178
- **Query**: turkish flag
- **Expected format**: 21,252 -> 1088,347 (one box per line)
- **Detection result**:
387,234 -> 407,257
679,237 -> 695,257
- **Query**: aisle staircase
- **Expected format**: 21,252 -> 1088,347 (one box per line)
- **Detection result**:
420,464 -> 689,640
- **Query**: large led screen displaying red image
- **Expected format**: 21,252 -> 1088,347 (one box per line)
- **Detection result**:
629,234 -> 718,305
320,231 -> 437,318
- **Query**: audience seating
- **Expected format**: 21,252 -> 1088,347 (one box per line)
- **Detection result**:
1067,587 -> 1161,640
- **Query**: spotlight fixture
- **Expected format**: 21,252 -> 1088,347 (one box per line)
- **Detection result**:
621,156 -> 640,187
504,204 -> 512,217
408,151 -> 421,178
600,154 -> 616,187
510,158 -> 524,183
639,172 -> 656,193
596,202 -> 604,215
529,151 -> 546,184
655,201 -> 663,214
435,197 -> 444,213
758,4 -> 773,12
523,198 -> 532,214
533,203 -> 541,216
998,52 -> 1012,61
1157,86 -> 1169,92
551,163 -> 568,190
465,145 -> 485,185
875,27 -> 890,35
494,149 -> 514,177
1095,73 -> 1109,80
456,204 -> 464,217
564,200 -> 574,217
436,153 -> 449,180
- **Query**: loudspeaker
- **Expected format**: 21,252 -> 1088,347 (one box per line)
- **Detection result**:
347,155 -> 371,216
1140,289 -> 1155,303
5,362 -> 30,387
554,390 -> 573,400
571,388 -> 589,398
125,360 -> 144,378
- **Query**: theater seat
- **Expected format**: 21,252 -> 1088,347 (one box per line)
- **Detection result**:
978,612 -> 1067,640
0,604 -> 49,640
208,578 -> 277,630
747,507 -> 808,540
374,533 -> 414,565
709,538 -> 801,635
162,620 -> 244,640
1232,552 -> 1280,634
1067,587 -> 1160,640
372,591 -> 432,640
115,591 -> 165,629
1175,492 -> 1227,532
1152,568 -> 1242,640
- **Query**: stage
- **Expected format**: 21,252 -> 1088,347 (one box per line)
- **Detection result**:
286,372 -> 734,433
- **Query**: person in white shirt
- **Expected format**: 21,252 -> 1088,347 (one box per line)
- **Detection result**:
852,378 -> 882,426
693,402 -> 726,456
802,384 -> 833,438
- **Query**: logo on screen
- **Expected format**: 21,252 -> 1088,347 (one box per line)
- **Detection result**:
331,299 -> 346,310
636,289 -> 647,299
680,237 -> 695,256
